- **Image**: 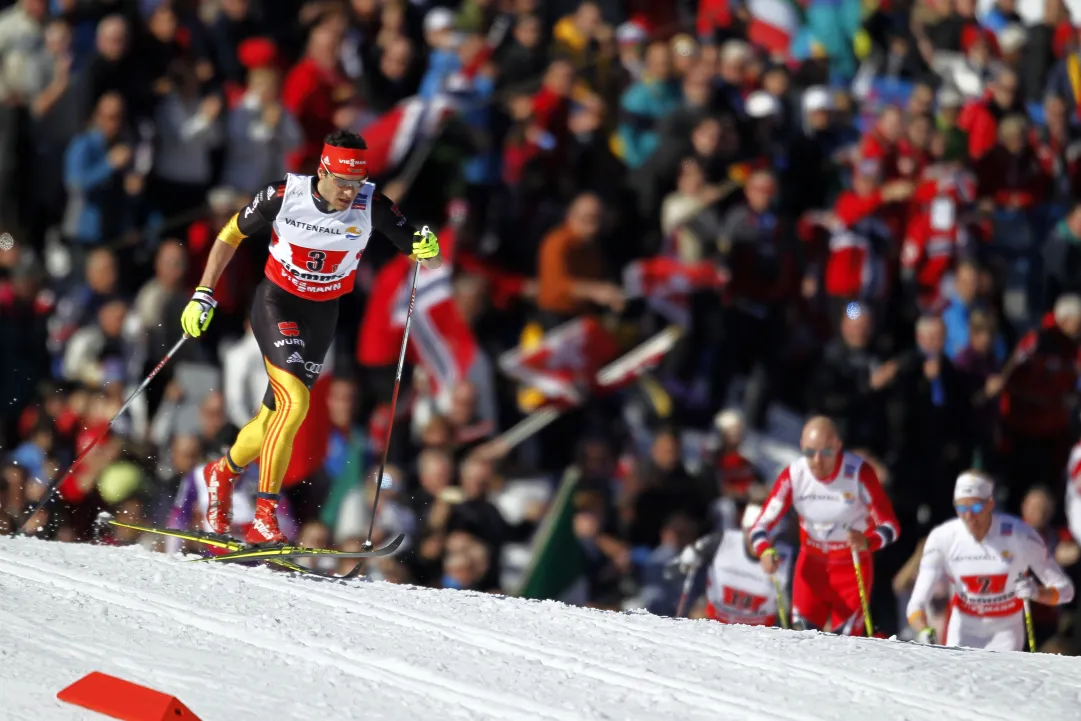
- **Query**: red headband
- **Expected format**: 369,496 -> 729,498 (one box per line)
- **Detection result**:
321,144 -> 367,179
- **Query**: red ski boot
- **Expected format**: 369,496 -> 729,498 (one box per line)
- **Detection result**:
203,456 -> 241,535
245,494 -> 287,545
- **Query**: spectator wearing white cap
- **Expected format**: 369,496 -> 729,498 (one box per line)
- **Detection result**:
905,470 -> 1074,651
744,90 -> 787,170
419,7 -> 463,99
714,40 -> 751,118
614,21 -> 647,84
935,85 -> 965,126
423,7 -> 457,48
785,86 -> 846,216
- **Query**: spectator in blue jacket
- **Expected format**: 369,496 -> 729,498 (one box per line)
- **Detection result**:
943,261 -> 1007,361
419,6 -> 460,98
61,92 -> 138,249
618,40 -> 682,169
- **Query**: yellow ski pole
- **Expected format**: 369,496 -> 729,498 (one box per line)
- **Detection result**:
1023,599 -> 1036,652
772,575 -> 789,629
851,547 -> 874,637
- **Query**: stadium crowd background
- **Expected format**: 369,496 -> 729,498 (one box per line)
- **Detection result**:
3,0 -> 1081,652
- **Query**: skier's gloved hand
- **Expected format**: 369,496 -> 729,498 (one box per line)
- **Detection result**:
677,544 -> 701,574
1015,576 -> 1039,600
759,547 -> 781,575
412,226 -> 440,260
181,286 -> 217,338
915,627 -> 937,645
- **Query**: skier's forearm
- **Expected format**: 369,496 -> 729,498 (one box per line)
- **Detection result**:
198,240 -> 237,289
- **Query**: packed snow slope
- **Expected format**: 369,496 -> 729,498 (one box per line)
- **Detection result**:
2,537 -> 1080,721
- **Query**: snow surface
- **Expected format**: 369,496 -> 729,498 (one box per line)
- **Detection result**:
2,537 -> 1080,721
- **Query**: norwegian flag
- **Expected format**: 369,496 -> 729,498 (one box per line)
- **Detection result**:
498,318 -> 621,407
357,209 -> 464,371
499,319 -> 684,410
384,224 -> 480,400
351,18 -> 508,180
595,326 -> 683,393
355,94 -> 457,179
390,223 -> 458,325
623,257 -> 728,326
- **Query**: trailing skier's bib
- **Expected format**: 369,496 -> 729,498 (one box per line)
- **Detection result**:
705,530 -> 790,625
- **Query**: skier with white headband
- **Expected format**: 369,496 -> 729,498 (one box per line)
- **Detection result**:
906,470 -> 1074,651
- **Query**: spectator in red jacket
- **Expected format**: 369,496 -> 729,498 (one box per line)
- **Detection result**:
821,159 -> 914,315
897,114 -> 934,181
860,106 -> 904,177
901,133 -> 982,312
987,294 -> 1081,511
281,13 -> 357,172
959,67 -> 1026,160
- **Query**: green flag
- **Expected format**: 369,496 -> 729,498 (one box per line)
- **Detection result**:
514,467 -> 587,603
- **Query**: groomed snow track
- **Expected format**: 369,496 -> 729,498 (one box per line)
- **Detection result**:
1,537 -> 1079,720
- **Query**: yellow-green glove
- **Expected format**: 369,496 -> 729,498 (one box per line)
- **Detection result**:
412,226 -> 440,260
915,627 -> 937,645
180,286 -> 217,338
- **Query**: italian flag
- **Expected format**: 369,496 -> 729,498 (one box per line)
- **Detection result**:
746,0 -> 802,55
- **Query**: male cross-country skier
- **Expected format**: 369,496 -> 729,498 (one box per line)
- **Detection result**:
905,470 -> 1074,651
749,416 -> 900,634
179,130 -> 442,545
674,503 -> 794,626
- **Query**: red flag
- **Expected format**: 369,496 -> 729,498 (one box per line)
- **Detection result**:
623,257 -> 727,325
498,318 -> 620,406
357,95 -> 456,179
595,326 -> 683,392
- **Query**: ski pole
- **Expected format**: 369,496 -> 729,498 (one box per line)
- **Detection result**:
676,563 -> 697,618
15,334 -> 189,535
362,247 -> 423,551
1023,599 -> 1036,652
772,575 -> 789,630
851,546 -> 874,636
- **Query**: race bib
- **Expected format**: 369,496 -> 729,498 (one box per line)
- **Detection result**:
931,198 -> 955,231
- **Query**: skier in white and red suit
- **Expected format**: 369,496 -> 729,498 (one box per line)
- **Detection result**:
356,211 -> 500,431
906,471 -> 1074,651
901,136 -> 986,313
677,503 -> 794,627
749,416 -> 900,634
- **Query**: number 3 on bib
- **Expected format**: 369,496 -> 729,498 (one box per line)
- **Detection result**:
290,245 -> 346,274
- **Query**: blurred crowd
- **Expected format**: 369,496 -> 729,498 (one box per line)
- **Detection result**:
5,0 -> 1081,652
